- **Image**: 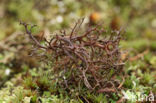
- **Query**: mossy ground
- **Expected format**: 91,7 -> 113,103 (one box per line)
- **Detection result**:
0,0 -> 156,103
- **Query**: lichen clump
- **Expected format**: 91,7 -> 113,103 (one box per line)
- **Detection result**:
21,19 -> 123,92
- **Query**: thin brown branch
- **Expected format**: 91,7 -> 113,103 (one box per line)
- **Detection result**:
20,21 -> 47,49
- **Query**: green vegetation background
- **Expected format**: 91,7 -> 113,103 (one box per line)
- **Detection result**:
0,0 -> 155,103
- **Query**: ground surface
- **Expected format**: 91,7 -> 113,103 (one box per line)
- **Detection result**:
0,0 -> 156,103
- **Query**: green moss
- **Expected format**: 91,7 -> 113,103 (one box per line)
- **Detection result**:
0,0 -> 156,102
